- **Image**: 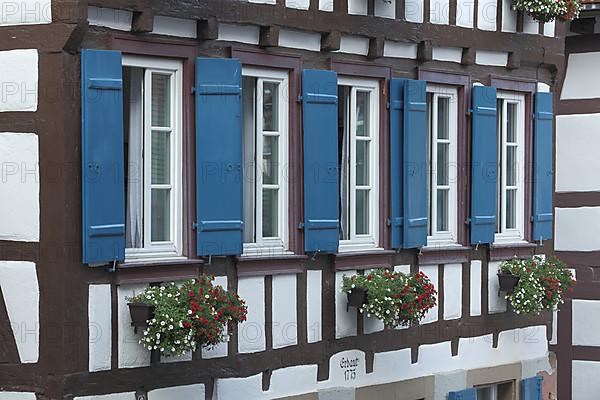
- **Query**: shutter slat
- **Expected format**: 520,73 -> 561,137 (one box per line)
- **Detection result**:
522,376 -> 543,400
533,92 -> 554,241
448,388 -> 477,400
403,79 -> 428,248
470,85 -> 498,245
302,69 -> 340,254
196,58 -> 244,256
81,49 -> 126,265
390,78 -> 405,249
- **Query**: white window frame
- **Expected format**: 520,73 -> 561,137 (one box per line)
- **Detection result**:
241,67 -> 290,257
338,76 -> 381,253
426,84 -> 458,248
123,55 -> 183,262
476,381 -> 515,400
495,91 -> 526,244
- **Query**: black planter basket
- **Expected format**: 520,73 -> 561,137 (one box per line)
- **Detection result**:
128,302 -> 155,333
497,272 -> 520,294
347,288 -> 368,311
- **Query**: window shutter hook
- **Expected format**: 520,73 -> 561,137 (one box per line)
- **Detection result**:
475,242 -> 480,251
208,254 -> 213,265
311,250 -> 319,262
108,257 -> 117,273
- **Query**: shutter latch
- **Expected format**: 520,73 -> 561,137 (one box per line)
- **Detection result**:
298,222 -> 305,230
192,222 -> 198,230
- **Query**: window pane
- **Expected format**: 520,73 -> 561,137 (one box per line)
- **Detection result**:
263,82 -> 279,132
507,103 -> 517,143
262,135 -> 279,185
262,188 -> 278,238
151,74 -> 171,128
437,142 -> 449,186
356,139 -> 369,186
477,387 -> 492,400
151,130 -> 170,185
356,189 -> 369,235
151,189 -> 170,242
506,188 -> 516,229
356,91 -> 370,137
437,189 -> 448,232
506,145 -> 516,186
437,97 -> 449,140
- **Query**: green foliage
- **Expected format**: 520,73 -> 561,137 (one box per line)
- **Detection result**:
341,269 -> 436,328
513,0 -> 580,22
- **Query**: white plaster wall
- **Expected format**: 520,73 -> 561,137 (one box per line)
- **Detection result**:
550,307 -> 558,345
501,0 -> 516,32
152,16 -> 197,38
117,283 -> 150,368
488,261 -> 506,314
74,393 -> 136,400
394,265 -> 411,274
556,114 -> 600,192
87,6 -> 132,31
286,0 -> 310,9
384,41 -> 418,59
364,313 -> 385,334
326,350 -> 367,388
336,270 -> 357,339
89,284 -> 112,372
238,276 -> 266,353
0,0 -> 51,25
523,14 -> 538,34
561,52 -> 600,100
405,0 -> 424,22
202,275 -> 229,359
573,360 -> 600,400
434,371 -> 467,400
0,393 -> 37,400
572,300 -> 600,346
0,132 -> 39,242
215,373 -> 264,400
544,21 -> 555,37
279,29 -> 321,51
307,270 -> 322,343
0,49 -> 38,112
475,50 -> 508,67
419,265 -> 439,324
477,0 -> 497,31
267,365 -> 319,398
337,36 -> 369,56
443,264 -> 462,320
218,23 -> 260,45
456,0 -> 474,28
272,274 -> 298,348
555,207 -> 600,251
375,0 -> 396,18
0,261 -> 39,363
320,0 -> 334,11
348,0 -> 367,15
148,384 -> 205,400
430,0 -> 450,24
537,82 -> 550,92
432,46 -> 462,63
470,260 -> 482,316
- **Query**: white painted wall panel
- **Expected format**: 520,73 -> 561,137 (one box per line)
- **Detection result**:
420,265 -> 439,324
364,313 -> 385,334
375,0 -> 396,18
238,276 -> 266,353
249,0 -> 276,4
117,283 -> 150,368
562,52 -> 600,99
286,0 -> 310,9
87,6 -> 132,31
544,20 -> 555,37
218,23 -> 260,45
0,393 -> 37,400
384,41 -> 418,59
470,260 -> 482,316
443,264 -> 462,320
572,300 -> 600,346
268,365 -> 318,398
405,0 -> 424,22
394,265 -> 411,274
456,0 -> 474,27
152,16 -> 197,38
432,46 -> 462,63
348,0 -> 367,14
488,261 -> 506,314
74,393 -> 136,400
148,384 -> 205,400
556,114 -> 600,192
215,373 -> 263,400
0,132 -> 39,242
89,284 -> 112,372
307,270 -> 322,343
202,275 -> 228,359
320,0 -> 334,11
272,274 -> 298,348
0,261 -> 39,363
0,49 -> 38,112
430,0 -> 450,24
337,35 -> 370,56
475,50 -> 508,67
523,14 -> 538,33
477,0 -> 497,31
336,270 -> 357,338
501,0 -> 516,32
573,361 -> 600,400
555,207 -> 600,251
0,0 -> 51,26
279,29 -> 321,51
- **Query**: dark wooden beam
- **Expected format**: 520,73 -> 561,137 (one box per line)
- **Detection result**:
197,17 -> 219,41
461,47 -> 475,65
132,7 -> 154,33
259,25 -> 280,48
507,51 -> 520,70
321,30 -> 341,52
367,36 -> 385,59
417,40 -> 433,62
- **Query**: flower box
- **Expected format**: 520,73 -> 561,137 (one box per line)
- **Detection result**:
347,288 -> 368,309
497,272 -> 520,294
127,302 -> 155,332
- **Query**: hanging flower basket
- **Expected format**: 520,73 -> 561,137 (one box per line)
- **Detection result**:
127,302 -> 155,332
513,0 -> 580,23
497,272 -> 520,294
347,287 -> 368,309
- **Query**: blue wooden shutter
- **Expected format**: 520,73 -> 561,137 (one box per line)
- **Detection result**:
389,78 -> 405,249
533,92 -> 553,241
81,49 -> 125,265
403,80 -> 428,248
302,70 -> 339,253
522,376 -> 543,400
448,388 -> 477,400
196,58 -> 243,256
470,86 -> 498,245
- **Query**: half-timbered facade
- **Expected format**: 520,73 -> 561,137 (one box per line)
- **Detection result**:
0,0 -> 564,399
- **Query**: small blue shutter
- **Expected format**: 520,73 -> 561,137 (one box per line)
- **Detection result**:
522,376 -> 543,400
533,92 -> 553,241
471,86 -> 498,245
390,78 -> 405,249
448,388 -> 477,400
302,70 -> 339,253
81,49 -> 125,265
196,58 -> 243,256
403,80 -> 428,248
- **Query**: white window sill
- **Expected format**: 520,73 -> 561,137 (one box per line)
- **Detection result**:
493,234 -> 527,246
425,236 -> 460,249
124,248 -> 185,264
338,240 -> 382,254
241,243 -> 293,258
